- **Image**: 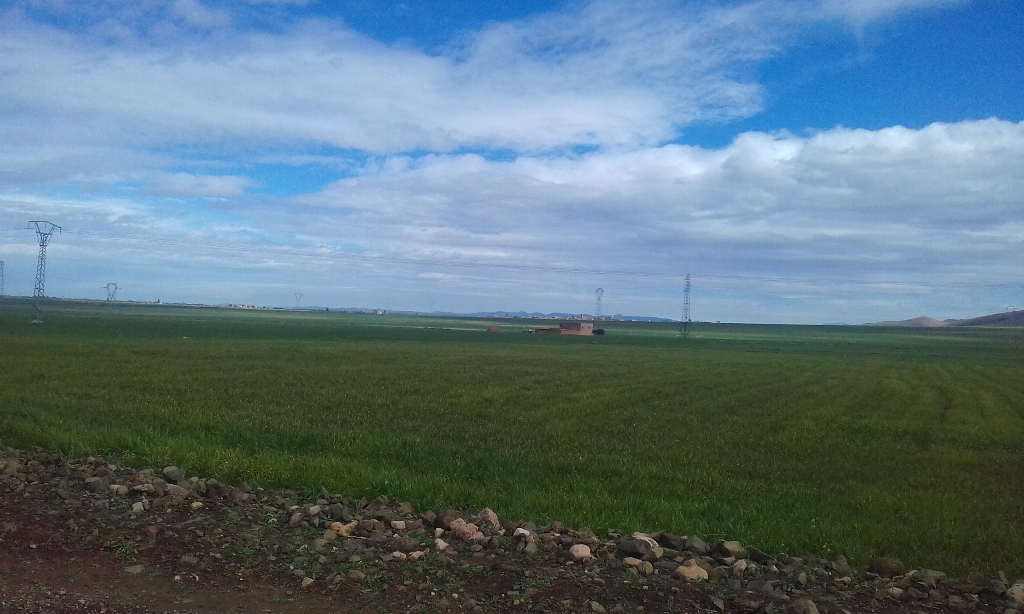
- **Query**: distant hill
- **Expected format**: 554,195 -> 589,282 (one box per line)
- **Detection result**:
948,310 -> 1024,327
866,311 -> 1024,328
865,316 -> 949,327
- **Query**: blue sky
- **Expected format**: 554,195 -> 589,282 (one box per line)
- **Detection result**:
0,0 -> 1021,323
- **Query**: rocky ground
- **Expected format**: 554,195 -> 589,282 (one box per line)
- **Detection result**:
2,445 -> 1022,614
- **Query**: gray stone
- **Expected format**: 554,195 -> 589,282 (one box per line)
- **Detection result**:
713,540 -> 748,560
346,569 -> 366,581
867,557 -> 906,578
124,564 -> 144,575
617,537 -> 651,559
912,569 -> 947,586
684,535 -> 709,555
474,508 -> 501,532
573,527 -> 599,545
656,532 -> 686,551
1007,582 -> 1024,605
165,483 -> 190,497
748,546 -> 773,565
162,466 -> 186,482
590,601 -> 606,612
789,598 -> 818,614
655,561 -> 681,575
830,555 -> 852,576
948,596 -> 969,611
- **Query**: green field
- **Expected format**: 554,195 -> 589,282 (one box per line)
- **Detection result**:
1,299 -> 1022,576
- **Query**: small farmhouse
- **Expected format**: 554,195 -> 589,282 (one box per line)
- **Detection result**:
535,321 -> 595,336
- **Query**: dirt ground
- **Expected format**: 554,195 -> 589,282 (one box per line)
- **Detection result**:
2,447 -> 1020,614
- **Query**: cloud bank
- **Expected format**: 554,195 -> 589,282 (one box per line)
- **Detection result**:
0,0 -> 1017,322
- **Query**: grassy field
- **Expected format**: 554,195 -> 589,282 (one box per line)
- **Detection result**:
1,298 -> 1022,576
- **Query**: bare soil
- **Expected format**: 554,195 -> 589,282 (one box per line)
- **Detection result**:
1,447 -> 1018,614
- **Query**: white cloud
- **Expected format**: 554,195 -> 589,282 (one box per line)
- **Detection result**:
171,0 -> 231,29
150,173 -> 256,198
0,1 -> 784,156
818,0 -> 963,25
294,119 -> 1024,294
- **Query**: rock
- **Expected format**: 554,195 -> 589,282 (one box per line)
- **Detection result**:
748,546 -> 773,564
124,564 -> 144,575
655,561 -> 681,575
617,537 -> 652,559
189,501 -> 203,511
408,551 -> 425,562
574,527 -> 599,546
84,477 -> 107,493
623,557 -> 641,567
308,504 -> 321,517
330,520 -> 357,537
709,566 -> 730,582
590,601 -> 606,612
131,501 -> 146,514
867,557 -> 906,577
713,540 -> 748,560
434,538 -> 449,552
684,535 -> 709,555
1007,582 -> 1024,605
180,554 -> 200,566
165,484 -> 190,497
162,466 -> 185,482
676,561 -> 709,582
888,587 -> 905,599
346,569 -> 366,582
637,561 -> 654,575
948,595 -> 968,611
830,555 -> 852,576
912,569 -> 947,586
569,544 -> 593,564
108,484 -> 129,496
656,532 -> 686,551
437,509 -> 462,530
474,508 -> 500,532
390,520 -> 406,531
289,512 -> 304,526
732,559 -> 748,577
301,576 -> 314,588
449,518 -> 483,542
789,598 -> 819,614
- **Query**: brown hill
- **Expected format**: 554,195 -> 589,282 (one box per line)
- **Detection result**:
865,316 -> 949,327
949,310 -> 1024,327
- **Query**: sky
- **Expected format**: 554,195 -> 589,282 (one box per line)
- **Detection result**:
0,0 -> 1021,323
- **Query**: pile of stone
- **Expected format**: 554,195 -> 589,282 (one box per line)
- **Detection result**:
3,444 -> 1024,614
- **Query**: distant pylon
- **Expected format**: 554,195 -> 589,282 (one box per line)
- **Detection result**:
29,221 -> 60,321
0,260 -> 4,297
681,273 -> 691,338
595,288 -> 604,319
104,283 -> 119,301
295,292 -> 303,309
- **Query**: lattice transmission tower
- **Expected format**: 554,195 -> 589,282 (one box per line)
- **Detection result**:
295,292 -> 303,310
595,288 -> 604,319
680,273 -> 691,338
104,283 -> 119,301
0,260 -> 4,297
29,221 -> 60,321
